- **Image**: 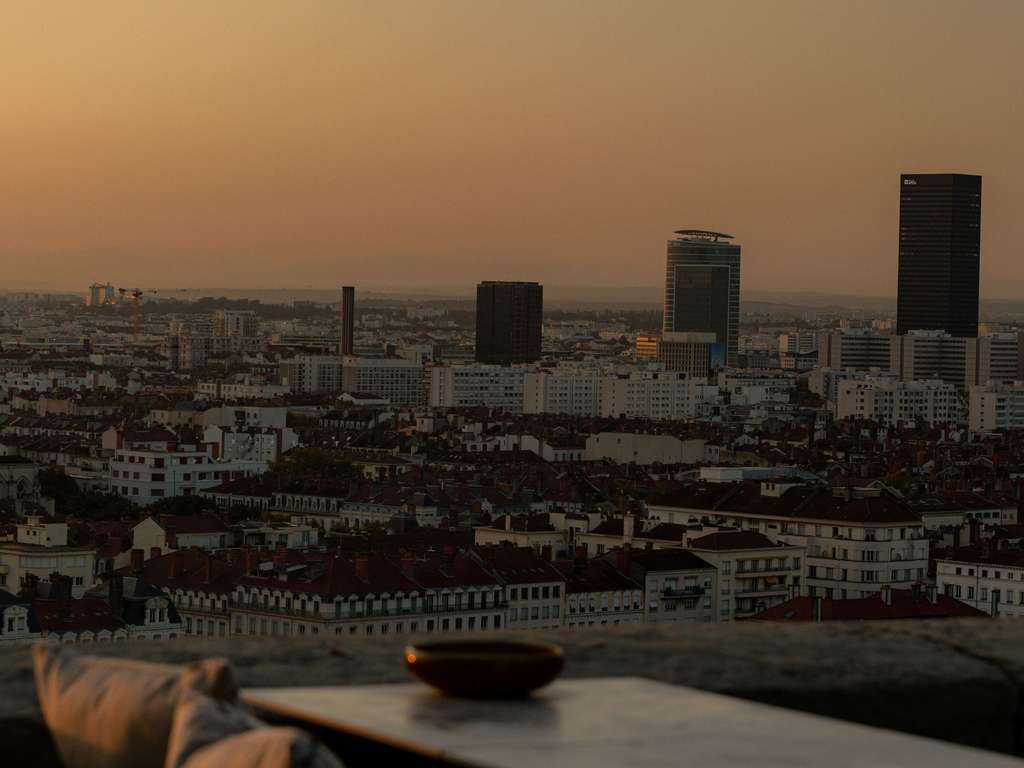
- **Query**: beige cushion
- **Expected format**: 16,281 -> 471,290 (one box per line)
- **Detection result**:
182,728 -> 344,768
165,690 -> 265,768
33,644 -> 238,768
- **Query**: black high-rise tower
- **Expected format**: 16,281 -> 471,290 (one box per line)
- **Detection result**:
896,173 -> 982,338
475,281 -> 543,364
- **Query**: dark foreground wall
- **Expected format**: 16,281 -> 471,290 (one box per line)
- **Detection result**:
2,620 -> 1022,756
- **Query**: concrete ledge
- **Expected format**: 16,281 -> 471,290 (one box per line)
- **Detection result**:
1,620 -> 1019,756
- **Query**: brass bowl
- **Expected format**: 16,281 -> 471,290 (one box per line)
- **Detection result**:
405,640 -> 565,698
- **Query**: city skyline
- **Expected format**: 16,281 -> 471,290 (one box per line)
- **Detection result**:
3,2 -> 1023,295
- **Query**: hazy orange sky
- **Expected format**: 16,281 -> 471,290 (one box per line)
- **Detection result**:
2,1 -> 1023,296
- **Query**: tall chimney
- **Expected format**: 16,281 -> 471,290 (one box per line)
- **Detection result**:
150,546 -> 161,561
340,286 -> 355,357
505,514 -> 512,532
355,555 -> 369,582
130,548 -> 144,573
623,514 -> 634,546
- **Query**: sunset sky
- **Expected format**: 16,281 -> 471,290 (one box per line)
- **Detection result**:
2,1 -> 1023,296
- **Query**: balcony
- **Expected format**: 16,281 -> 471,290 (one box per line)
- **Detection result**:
662,586 -> 704,598
734,566 -> 792,577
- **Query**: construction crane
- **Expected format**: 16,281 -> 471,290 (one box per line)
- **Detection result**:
117,288 -> 166,341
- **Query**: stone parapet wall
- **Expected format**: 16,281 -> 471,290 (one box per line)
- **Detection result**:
2,619 -> 1021,755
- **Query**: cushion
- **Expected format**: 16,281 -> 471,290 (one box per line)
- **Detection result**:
182,728 -> 344,768
165,690 -> 265,768
33,644 -> 239,768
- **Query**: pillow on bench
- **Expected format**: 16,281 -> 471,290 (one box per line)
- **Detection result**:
167,690 -> 343,768
33,645 -> 239,768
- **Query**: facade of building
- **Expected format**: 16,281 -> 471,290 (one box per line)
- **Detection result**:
837,377 -> 963,427
663,230 -> 741,365
936,550 -> 1024,618
430,364 -> 526,413
648,481 -> 930,600
817,330 -> 894,373
0,516 -> 97,598
523,367 -> 601,417
475,281 -> 543,364
687,530 -> 805,622
341,356 -> 424,405
599,371 -> 703,420
969,381 -> 1024,433
658,332 -> 719,378
896,173 -> 982,338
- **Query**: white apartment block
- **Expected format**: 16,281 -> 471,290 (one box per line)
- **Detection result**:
279,355 -> 342,394
430,364 -> 526,413
110,444 -> 262,506
0,516 -> 96,598
969,381 -> 1024,433
600,371 -> 703,420
936,554 -> 1024,618
523,368 -> 600,416
837,377 -> 962,426
342,356 -> 424,405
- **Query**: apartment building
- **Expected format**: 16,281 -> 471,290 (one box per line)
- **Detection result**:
342,356 -> 424,405
687,530 -> 805,622
430,364 -> 526,413
969,381 -> 1024,433
523,367 -> 601,416
600,371 -> 703,420
648,481 -> 929,600
936,548 -> 1024,618
837,377 -> 962,427
617,549 -> 717,625
0,515 -> 97,598
109,437 -> 261,506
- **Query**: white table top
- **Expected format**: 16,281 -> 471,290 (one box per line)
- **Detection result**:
244,677 -> 1023,768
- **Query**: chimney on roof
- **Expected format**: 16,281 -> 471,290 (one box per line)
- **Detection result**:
505,515 -> 511,532
880,585 -> 893,606
130,548 -> 144,574
150,546 -> 161,560
541,544 -> 553,562
244,546 -> 254,576
623,513 -> 634,546
953,525 -> 962,550
616,544 -> 631,574
203,554 -> 212,584
109,574 -> 124,617
355,555 -> 369,583
926,584 -> 937,604
811,596 -> 823,623
969,517 -> 980,545
911,582 -> 922,601
575,546 -> 588,561
169,553 -> 179,578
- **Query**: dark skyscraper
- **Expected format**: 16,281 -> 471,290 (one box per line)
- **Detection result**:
475,281 -> 543,364
340,285 -> 355,356
896,173 -> 982,338
663,230 -> 741,365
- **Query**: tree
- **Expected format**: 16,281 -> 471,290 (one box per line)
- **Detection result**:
270,448 -> 354,480
147,495 -> 220,517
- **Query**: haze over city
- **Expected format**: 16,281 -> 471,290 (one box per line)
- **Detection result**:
3,0 -> 1024,295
